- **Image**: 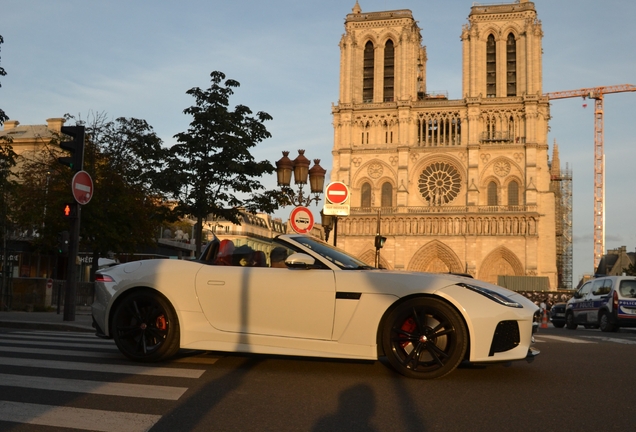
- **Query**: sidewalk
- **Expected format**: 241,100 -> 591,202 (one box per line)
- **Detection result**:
0,309 -> 94,332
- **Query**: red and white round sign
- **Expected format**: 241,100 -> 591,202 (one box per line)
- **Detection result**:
289,206 -> 315,234
46,278 -> 53,290
325,182 -> 349,205
72,170 -> 94,205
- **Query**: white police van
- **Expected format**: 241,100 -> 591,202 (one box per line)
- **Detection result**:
565,275 -> 636,332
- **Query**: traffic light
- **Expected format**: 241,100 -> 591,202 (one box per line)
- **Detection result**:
374,235 -> 386,249
62,202 -> 77,218
58,125 -> 85,172
57,231 -> 70,254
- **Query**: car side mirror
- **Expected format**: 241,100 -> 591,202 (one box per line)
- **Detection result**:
285,253 -> 316,269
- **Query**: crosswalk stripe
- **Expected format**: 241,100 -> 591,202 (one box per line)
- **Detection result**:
535,335 -> 596,344
0,373 -> 188,400
0,400 -> 161,432
11,330 -> 100,339
0,345 -> 122,359
0,357 -> 205,378
0,345 -> 220,365
0,338 -> 118,350
0,333 -> 113,344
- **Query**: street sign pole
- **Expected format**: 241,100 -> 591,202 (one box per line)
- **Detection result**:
63,203 -> 80,321
63,171 -> 93,321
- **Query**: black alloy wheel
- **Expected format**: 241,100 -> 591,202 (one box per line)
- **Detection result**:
382,297 -> 467,379
111,290 -> 180,362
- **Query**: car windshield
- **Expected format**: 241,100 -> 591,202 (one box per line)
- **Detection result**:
285,235 -> 375,270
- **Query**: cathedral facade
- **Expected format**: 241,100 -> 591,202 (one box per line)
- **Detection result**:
330,1 -> 558,287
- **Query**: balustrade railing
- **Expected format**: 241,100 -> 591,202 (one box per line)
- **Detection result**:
350,205 -> 537,215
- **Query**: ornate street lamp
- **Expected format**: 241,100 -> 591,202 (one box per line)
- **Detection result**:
276,150 -> 326,207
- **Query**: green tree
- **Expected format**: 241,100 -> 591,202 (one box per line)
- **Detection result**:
623,262 -> 636,276
13,114 -> 175,275
166,71 -> 284,255
76,115 -> 174,261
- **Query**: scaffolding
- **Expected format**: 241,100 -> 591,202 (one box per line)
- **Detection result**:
550,144 -> 573,289
560,164 -> 573,289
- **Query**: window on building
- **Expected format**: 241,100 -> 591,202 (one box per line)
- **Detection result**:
508,180 -> 519,206
361,182 -> 372,207
381,182 -> 393,207
486,34 -> 496,98
363,41 -> 374,102
383,39 -> 394,102
506,33 -> 516,97
487,181 -> 498,206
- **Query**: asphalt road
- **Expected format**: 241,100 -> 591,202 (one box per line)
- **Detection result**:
1,325 -> 635,432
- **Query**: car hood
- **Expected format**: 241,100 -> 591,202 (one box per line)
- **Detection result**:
336,269 -> 528,300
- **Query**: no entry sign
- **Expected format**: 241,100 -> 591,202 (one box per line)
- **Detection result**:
325,182 -> 349,205
289,206 -> 315,234
72,171 -> 94,205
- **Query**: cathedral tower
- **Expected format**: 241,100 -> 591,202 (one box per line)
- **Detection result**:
331,1 -> 557,288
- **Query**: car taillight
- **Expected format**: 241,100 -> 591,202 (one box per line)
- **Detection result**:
613,291 -> 619,310
95,274 -> 114,283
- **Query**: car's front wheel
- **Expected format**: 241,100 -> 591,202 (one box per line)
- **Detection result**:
111,289 -> 180,362
381,297 -> 467,379
565,312 -> 577,330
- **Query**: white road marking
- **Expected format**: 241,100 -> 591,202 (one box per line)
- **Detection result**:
0,357 -> 204,378
11,330 -> 101,339
0,331 -> 212,430
581,336 -> 636,345
0,338 -> 118,350
0,401 -> 160,432
0,373 -> 187,400
0,333 -> 113,344
534,335 -> 596,344
0,345 -> 122,359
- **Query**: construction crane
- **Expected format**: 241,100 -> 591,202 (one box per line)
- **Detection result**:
544,84 -> 636,271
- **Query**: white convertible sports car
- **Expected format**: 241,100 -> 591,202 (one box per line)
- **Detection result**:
92,234 -> 540,379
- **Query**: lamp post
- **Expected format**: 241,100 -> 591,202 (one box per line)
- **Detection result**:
275,150 -> 326,207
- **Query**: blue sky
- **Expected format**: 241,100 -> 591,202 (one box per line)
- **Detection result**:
2,1 -> 635,283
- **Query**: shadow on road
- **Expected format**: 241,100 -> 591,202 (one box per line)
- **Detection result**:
312,384 -> 378,432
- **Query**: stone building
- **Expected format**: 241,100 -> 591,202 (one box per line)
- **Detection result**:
596,246 -> 636,277
330,1 -> 558,287
1,118 -> 65,166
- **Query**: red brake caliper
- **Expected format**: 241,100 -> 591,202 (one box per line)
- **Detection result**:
400,317 -> 416,348
156,315 -> 167,331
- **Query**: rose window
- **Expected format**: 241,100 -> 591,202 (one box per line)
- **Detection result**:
418,162 -> 461,205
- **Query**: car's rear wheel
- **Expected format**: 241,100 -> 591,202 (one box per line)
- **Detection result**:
599,311 -> 616,333
565,312 -> 577,330
381,297 -> 467,379
111,290 -> 180,362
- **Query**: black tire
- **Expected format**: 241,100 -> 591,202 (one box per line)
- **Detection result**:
565,312 -> 577,330
111,289 -> 180,362
599,311 -> 615,333
553,322 -> 565,328
381,297 -> 467,379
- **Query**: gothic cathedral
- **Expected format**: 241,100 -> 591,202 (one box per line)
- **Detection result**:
330,1 -> 558,288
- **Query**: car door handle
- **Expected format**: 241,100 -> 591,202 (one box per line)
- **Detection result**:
207,280 -> 225,286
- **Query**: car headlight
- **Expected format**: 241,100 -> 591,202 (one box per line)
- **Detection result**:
459,283 -> 523,308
